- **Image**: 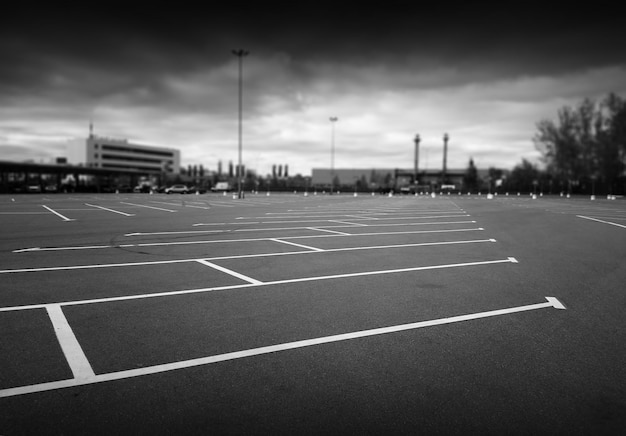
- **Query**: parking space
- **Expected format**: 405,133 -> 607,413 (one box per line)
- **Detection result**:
1,193 -> 625,434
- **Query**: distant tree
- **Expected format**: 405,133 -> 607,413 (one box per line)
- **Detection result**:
228,161 -> 233,178
508,159 -> 540,194
383,172 -> 392,189
284,165 -> 289,178
463,158 -> 478,191
199,164 -> 204,177
370,169 -> 378,185
534,93 -> 626,194
272,165 -> 277,179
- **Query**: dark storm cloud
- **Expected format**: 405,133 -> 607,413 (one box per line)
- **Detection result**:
2,2 -> 625,92
2,2 -> 625,174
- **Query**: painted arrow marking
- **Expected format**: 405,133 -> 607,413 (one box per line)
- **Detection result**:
0,297 -> 565,398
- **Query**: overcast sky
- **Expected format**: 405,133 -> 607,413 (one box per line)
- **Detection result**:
1,3 -> 625,176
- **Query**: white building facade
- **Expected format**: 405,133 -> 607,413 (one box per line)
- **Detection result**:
67,135 -> 180,175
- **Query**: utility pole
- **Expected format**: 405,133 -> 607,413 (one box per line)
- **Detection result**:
442,133 -> 449,185
329,116 -> 338,194
232,49 -> 249,199
414,134 -> 420,185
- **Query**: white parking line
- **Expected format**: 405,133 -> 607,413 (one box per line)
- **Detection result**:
195,260 -> 263,285
12,245 -> 113,253
126,229 -> 230,236
1,257 -> 518,313
270,239 -> 324,251
577,215 -> 626,229
329,220 -> 368,226
3,239 -> 496,274
0,212 -> 49,215
42,205 -> 74,222
308,227 -> 351,236
85,203 -> 135,217
180,220 -> 476,234
13,228 -> 486,253
150,201 -> 182,206
121,202 -> 177,212
0,296 -> 563,398
239,212 -> 468,220
46,305 -> 95,380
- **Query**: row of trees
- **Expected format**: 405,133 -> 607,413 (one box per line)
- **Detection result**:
533,93 -> 626,195
461,93 -> 626,195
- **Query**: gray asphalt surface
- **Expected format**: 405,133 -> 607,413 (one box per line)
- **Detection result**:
1,192 -> 625,435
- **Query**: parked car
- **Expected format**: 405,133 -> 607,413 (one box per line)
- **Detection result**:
165,184 -> 189,194
133,184 -> 152,193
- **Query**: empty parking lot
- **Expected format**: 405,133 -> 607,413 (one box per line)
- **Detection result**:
1,193 -> 625,434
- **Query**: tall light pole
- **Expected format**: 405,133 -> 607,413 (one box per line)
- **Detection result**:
329,116 -> 338,194
442,133 -> 449,186
232,49 -> 249,199
414,134 -> 420,185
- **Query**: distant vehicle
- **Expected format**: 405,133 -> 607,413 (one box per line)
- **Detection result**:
44,184 -> 58,193
188,186 -> 206,194
165,184 -> 189,194
211,182 -> 232,192
133,184 -> 152,193
27,185 -> 42,193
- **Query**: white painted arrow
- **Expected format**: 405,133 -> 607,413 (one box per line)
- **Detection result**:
12,247 -> 41,253
12,245 -> 111,253
0,297 -> 565,398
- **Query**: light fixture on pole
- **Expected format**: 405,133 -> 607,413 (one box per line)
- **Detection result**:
329,117 -> 338,194
232,49 -> 249,199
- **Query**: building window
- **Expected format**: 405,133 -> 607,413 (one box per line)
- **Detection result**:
95,153 -> 99,159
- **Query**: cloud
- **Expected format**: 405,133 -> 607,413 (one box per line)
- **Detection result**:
1,5 -> 625,177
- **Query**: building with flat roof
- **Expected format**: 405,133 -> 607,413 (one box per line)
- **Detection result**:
311,168 -> 471,191
67,134 -> 180,175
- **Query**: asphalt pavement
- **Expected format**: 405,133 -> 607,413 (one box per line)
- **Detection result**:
1,192 -> 625,435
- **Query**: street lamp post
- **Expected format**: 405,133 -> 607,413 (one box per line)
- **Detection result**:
414,134 -> 420,186
329,116 -> 338,194
442,133 -> 449,186
232,49 -> 249,199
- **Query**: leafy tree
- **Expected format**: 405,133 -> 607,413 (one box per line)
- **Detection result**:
463,158 -> 478,191
508,159 -> 540,194
534,93 -> 626,194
